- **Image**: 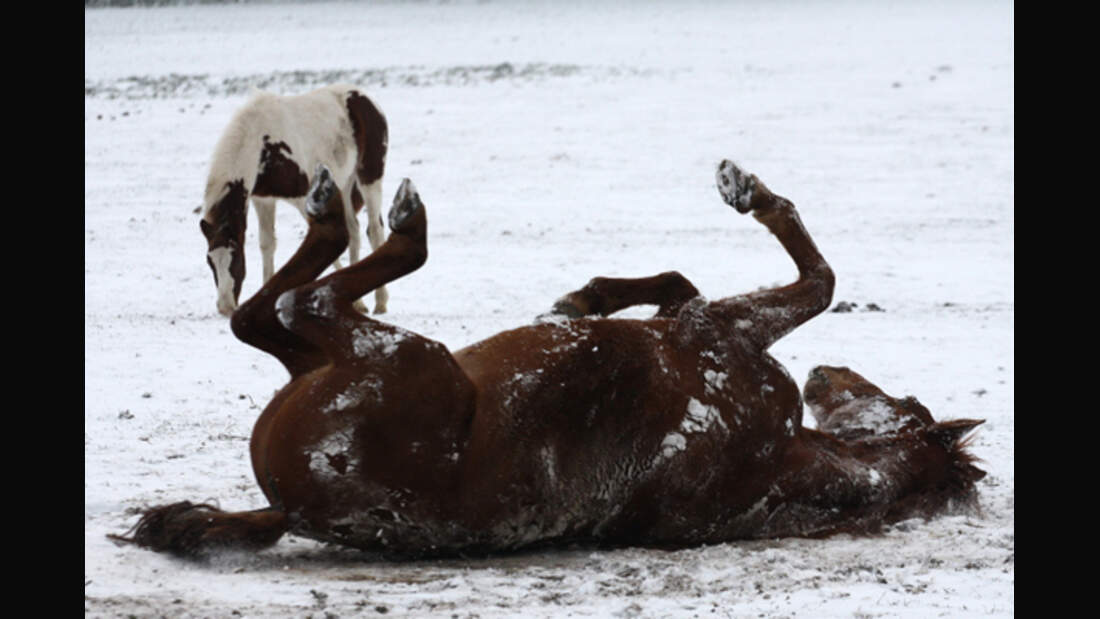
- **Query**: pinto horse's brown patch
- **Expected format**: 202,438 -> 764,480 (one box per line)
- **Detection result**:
200,179 -> 249,309
252,136 -> 310,198
346,90 -> 388,186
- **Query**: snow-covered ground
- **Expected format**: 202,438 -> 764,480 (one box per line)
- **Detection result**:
84,1 -> 1014,616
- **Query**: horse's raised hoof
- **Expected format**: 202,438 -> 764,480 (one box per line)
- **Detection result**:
716,159 -> 758,214
389,178 -> 424,232
305,164 -> 341,222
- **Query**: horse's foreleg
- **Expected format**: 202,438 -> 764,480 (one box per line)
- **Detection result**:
252,197 -> 277,282
361,178 -> 390,314
230,168 -> 351,378
711,160 -> 835,350
547,272 -> 701,319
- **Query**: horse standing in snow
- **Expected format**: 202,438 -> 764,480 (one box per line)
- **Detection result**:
199,84 -> 390,316
123,161 -> 984,558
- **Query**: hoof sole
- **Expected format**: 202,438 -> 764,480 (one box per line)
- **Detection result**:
716,159 -> 757,213
306,164 -> 339,220
388,178 -> 423,231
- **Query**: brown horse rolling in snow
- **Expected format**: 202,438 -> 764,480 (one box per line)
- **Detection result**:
118,161 -> 984,558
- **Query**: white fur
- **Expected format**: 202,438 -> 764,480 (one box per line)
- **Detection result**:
201,84 -> 388,315
208,246 -> 237,316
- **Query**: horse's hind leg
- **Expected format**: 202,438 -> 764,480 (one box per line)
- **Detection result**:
252,197 -> 277,282
546,271 -> 701,319
230,169 -> 353,378
274,173 -> 425,363
710,160 -> 835,350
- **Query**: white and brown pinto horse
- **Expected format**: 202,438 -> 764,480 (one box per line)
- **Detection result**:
121,161 -> 984,558
200,84 -> 390,316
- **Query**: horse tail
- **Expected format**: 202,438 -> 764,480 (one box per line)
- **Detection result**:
109,501 -> 288,558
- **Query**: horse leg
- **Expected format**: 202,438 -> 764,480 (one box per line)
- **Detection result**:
546,271 -> 701,319
114,169 -> 360,557
360,178 -> 390,314
709,160 -> 835,350
343,182 -> 370,314
230,169 -> 353,379
251,197 -> 277,282
275,175 -> 425,357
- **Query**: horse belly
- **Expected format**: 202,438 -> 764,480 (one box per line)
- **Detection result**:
467,321 -> 804,547
626,349 -> 805,543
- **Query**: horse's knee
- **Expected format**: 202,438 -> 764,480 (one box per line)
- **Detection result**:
658,270 -> 700,297
811,264 -> 836,314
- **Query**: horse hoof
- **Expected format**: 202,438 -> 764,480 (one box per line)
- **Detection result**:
306,164 -> 340,221
716,160 -> 757,214
352,299 -> 369,314
389,179 -> 423,231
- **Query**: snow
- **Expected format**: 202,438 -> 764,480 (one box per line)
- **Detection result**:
683,398 -> 728,434
84,0 -> 1013,617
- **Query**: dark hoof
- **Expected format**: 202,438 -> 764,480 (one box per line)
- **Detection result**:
716,159 -> 758,213
306,164 -> 340,221
388,178 -> 424,231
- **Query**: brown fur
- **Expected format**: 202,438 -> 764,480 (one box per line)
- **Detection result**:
346,90 -> 388,186
251,136 -> 309,198
126,163 -> 984,559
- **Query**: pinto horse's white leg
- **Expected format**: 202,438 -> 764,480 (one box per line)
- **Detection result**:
252,197 -> 278,282
342,179 -> 370,314
361,178 -> 389,314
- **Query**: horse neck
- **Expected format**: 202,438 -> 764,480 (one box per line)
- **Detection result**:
762,428 -> 975,537
203,107 -> 268,214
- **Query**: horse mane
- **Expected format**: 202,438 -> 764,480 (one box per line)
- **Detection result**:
862,424 -> 986,535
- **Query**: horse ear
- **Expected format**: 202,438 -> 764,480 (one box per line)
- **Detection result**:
898,396 -> 935,426
200,218 -> 213,239
926,419 -> 984,449
962,462 -> 987,482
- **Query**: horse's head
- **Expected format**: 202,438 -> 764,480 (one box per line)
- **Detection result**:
200,181 -> 248,316
804,365 -> 987,498
804,365 -> 948,439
